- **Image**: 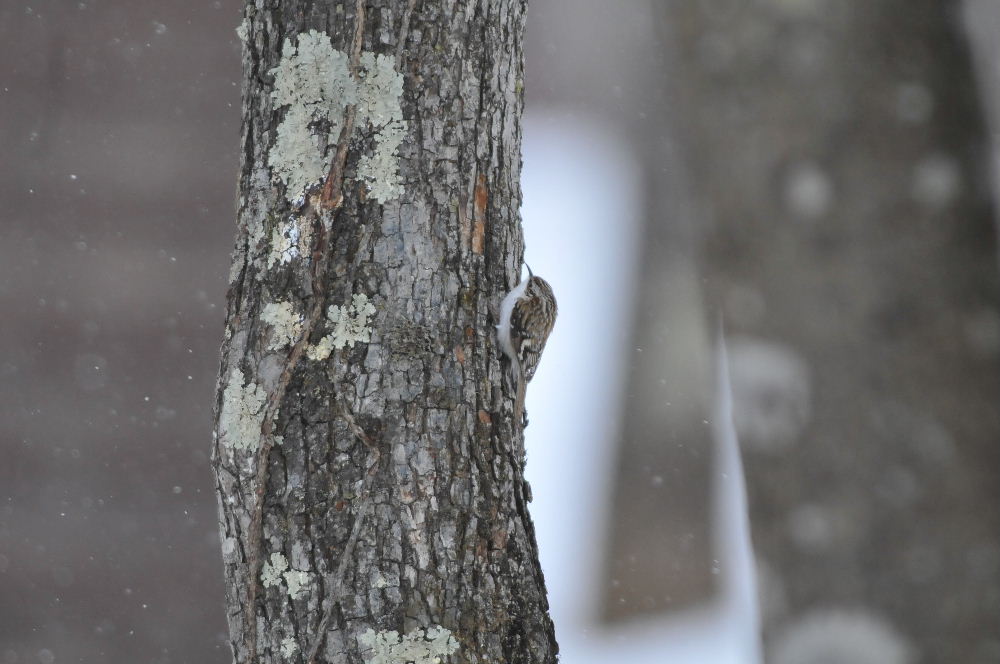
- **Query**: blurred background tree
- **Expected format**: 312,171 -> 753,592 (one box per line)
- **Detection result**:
655,1 -> 1000,662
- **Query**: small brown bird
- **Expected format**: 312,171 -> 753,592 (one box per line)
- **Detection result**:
497,265 -> 557,427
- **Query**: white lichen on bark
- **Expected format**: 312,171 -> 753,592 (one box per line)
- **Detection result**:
306,334 -> 336,361
268,30 -> 354,200
356,52 -> 407,202
261,552 -> 288,588
308,293 -> 376,360
219,368 -> 267,452
357,626 -> 460,664
280,637 -> 298,659
283,569 -> 310,598
306,335 -> 335,362
267,29 -> 407,203
261,551 -> 311,598
261,301 -> 303,350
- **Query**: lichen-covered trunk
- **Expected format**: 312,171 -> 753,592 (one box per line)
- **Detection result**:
211,2 -> 557,663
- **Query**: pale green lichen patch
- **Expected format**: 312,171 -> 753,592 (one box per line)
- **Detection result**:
356,52 -> 407,202
329,294 -> 377,348
261,301 -> 303,350
261,552 -> 288,588
283,569 -> 310,597
309,293 -> 376,360
219,368 -> 267,452
267,29 -> 408,203
306,335 -> 335,362
358,626 -> 459,664
261,552 -> 311,598
280,637 -> 298,659
268,30 -> 355,201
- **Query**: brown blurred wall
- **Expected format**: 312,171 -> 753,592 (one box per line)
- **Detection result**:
1,2 -> 240,660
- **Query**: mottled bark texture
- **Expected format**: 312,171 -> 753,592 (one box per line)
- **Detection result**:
659,2 -> 1000,662
211,2 -> 558,663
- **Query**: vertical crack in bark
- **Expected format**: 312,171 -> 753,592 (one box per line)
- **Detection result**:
244,5 -> 367,661
395,0 -> 419,70
245,209 -> 330,662
319,0 -> 367,210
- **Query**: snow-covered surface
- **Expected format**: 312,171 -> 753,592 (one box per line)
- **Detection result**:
521,112 -> 761,663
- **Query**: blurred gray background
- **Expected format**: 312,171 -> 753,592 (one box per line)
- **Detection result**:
2,1 -> 999,662
2,1 -> 239,661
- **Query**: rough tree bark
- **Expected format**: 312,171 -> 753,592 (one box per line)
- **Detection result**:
211,2 -> 558,663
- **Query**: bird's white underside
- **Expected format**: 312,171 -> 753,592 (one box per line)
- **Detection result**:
497,276 -> 528,376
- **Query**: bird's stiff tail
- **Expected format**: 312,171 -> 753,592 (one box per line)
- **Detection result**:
513,362 -> 526,428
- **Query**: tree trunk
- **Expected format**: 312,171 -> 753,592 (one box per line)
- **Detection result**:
211,2 -> 557,663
